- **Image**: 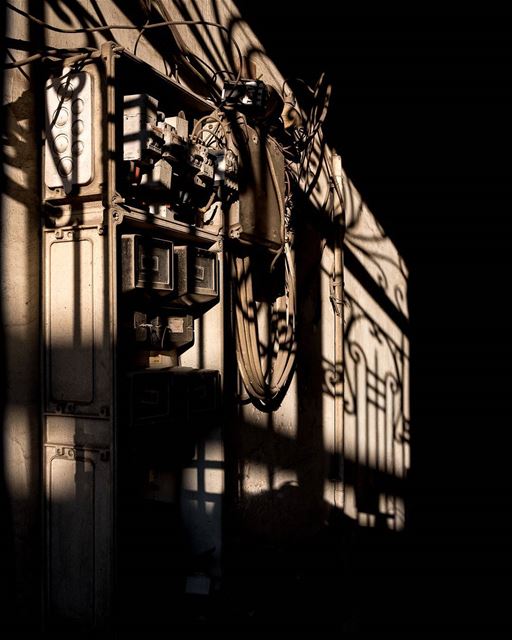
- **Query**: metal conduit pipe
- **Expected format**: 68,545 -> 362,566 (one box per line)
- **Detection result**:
331,152 -> 346,509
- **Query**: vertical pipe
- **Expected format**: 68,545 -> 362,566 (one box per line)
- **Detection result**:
102,41 -> 117,624
332,153 -> 345,509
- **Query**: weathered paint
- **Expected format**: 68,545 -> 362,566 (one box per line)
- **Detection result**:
2,0 -> 409,628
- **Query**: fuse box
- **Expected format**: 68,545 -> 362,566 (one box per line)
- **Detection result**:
229,127 -> 285,251
173,246 -> 219,306
127,367 -> 220,427
45,69 -> 93,193
42,45 -> 226,629
121,234 -> 174,296
132,311 -> 194,352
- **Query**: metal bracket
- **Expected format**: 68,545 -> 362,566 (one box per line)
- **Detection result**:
228,222 -> 242,239
110,208 -> 124,225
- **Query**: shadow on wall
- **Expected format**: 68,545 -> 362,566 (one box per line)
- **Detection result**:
0,1 -> 13,621
2,0 -> 410,631
1,0 -> 47,630
216,181 -> 409,629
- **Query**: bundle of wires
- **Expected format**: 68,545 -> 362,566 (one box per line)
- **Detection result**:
191,109 -> 228,149
233,241 -> 296,406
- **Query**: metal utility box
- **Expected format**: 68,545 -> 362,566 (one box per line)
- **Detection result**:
127,367 -> 219,427
45,71 -> 94,192
132,311 -> 194,352
43,64 -> 103,202
41,45 -> 222,630
230,128 -> 285,251
121,234 -> 175,296
173,245 -> 219,306
43,224 -> 111,416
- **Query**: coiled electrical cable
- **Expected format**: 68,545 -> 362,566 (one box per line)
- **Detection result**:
233,241 -> 296,405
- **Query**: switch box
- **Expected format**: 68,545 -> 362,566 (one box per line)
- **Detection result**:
129,370 -> 175,425
45,70 -> 93,193
133,311 -> 194,352
121,234 -> 174,295
165,115 -> 188,141
173,246 -> 219,306
139,158 -> 173,199
123,94 -> 161,161
229,128 -> 285,251
127,367 -> 220,427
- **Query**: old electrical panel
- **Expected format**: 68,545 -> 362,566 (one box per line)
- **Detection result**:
121,234 -> 175,296
42,46 -> 224,630
229,127 -> 285,251
45,70 -> 93,192
132,311 -> 194,352
173,246 -> 219,306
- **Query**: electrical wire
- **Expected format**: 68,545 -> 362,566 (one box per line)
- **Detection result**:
133,19 -> 150,57
5,2 -> 243,87
4,51 -> 44,69
233,242 -> 296,404
191,111 -> 229,141
4,47 -> 98,69
141,0 -> 243,103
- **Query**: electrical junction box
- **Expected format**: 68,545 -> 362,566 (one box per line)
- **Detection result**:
173,246 -> 219,306
138,157 -> 173,200
123,94 -> 161,161
127,367 -> 220,427
186,368 -> 220,416
165,114 -> 188,141
121,234 -> 174,296
133,311 -> 194,352
230,127 -> 285,251
45,70 -> 93,193
128,369 -> 177,425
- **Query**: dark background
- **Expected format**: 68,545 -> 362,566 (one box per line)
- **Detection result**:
239,5 -> 512,630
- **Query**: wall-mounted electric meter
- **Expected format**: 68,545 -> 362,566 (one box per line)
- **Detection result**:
121,234 -> 174,296
173,246 -> 219,306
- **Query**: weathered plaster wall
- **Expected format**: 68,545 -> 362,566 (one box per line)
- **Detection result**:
2,0 -> 409,626
2,2 -> 42,625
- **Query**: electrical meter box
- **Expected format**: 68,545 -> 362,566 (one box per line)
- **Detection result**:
186,368 -> 220,417
132,311 -> 194,352
121,234 -> 174,296
127,367 -> 220,427
230,129 -> 285,251
173,246 -> 219,306
129,369 -> 178,425
42,45 -> 225,630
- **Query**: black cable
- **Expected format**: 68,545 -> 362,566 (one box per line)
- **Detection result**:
5,2 -> 243,83
4,46 -> 97,69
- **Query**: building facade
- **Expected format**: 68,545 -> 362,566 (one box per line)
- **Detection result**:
1,0 -> 409,630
